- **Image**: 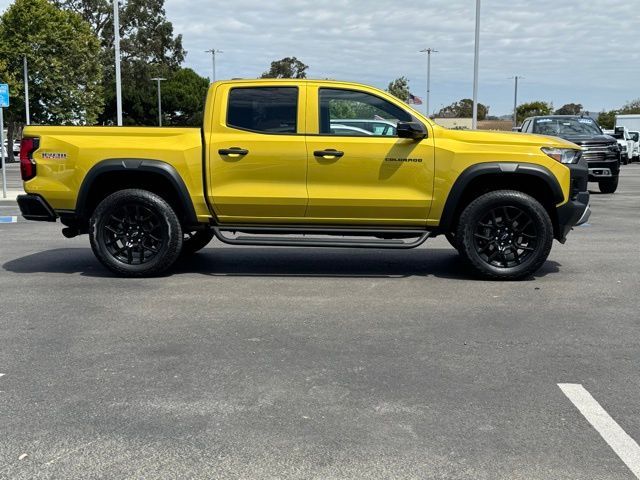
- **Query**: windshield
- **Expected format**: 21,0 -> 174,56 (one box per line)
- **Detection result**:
533,117 -> 602,137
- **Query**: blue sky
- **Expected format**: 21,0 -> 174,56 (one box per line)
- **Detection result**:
2,0 -> 639,116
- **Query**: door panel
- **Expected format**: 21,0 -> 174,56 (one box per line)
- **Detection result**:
207,84 -> 308,222
305,85 -> 434,225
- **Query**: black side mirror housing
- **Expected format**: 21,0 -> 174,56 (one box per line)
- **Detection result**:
396,121 -> 427,139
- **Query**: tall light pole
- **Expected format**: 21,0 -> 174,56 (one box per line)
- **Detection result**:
512,76 -> 523,128
113,0 -> 123,126
23,56 -> 30,125
151,78 -> 166,126
472,0 -> 481,129
205,49 -> 223,82
419,48 -> 438,117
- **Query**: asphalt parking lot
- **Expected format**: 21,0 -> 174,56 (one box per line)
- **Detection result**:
0,164 -> 639,479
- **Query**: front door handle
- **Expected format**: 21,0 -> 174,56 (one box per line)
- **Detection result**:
219,147 -> 249,157
314,149 -> 344,159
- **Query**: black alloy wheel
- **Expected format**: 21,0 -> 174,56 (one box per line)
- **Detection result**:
102,204 -> 164,265
456,190 -> 553,280
90,189 -> 182,277
472,205 -> 538,268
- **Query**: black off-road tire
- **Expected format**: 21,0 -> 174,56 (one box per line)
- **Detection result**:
599,176 -> 619,194
456,190 -> 553,280
181,229 -> 215,256
89,189 -> 183,277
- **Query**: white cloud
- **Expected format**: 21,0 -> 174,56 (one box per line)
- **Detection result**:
1,0 -> 638,115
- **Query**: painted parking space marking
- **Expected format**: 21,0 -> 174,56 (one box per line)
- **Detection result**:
559,383 -> 640,478
0,216 -> 17,223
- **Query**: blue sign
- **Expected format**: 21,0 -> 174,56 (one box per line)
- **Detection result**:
0,84 -> 9,108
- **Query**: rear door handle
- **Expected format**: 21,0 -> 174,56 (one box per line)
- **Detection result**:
219,147 -> 249,157
314,149 -> 344,159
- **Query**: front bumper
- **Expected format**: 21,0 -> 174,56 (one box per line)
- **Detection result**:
17,194 -> 57,222
555,157 -> 590,243
586,158 -> 620,181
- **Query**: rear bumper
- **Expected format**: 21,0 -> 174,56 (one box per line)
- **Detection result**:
17,194 -> 57,222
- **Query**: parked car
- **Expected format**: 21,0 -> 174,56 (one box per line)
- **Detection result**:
520,115 -> 620,193
329,124 -> 373,136
17,79 -> 590,280
331,119 -> 397,136
2,140 -> 20,161
627,131 -> 639,161
603,127 -> 634,165
615,114 -> 640,161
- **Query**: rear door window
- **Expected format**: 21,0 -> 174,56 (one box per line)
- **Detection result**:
227,87 -> 298,134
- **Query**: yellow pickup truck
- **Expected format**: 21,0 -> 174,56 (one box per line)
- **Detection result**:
17,79 -> 590,279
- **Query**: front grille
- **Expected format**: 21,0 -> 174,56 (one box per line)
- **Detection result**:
580,143 -> 617,162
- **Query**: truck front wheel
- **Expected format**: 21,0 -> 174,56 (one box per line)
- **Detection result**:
89,189 -> 183,277
456,190 -> 553,280
598,176 -> 619,194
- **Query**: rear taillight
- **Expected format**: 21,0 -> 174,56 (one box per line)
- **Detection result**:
20,137 -> 39,181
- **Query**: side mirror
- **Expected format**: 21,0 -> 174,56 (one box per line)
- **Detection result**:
397,121 -> 427,139
512,126 -> 522,132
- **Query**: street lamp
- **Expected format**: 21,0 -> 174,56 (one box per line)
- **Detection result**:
511,76 -> 524,128
472,0 -> 481,129
113,0 -> 123,126
151,77 -> 166,127
419,48 -> 438,117
23,56 -> 30,125
205,49 -> 223,82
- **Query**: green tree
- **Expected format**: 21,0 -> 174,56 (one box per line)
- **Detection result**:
619,99 -> 640,114
598,110 -> 617,129
162,68 -> 209,126
437,99 -> 488,120
55,0 -> 186,125
554,103 -> 582,115
516,101 -> 552,123
0,0 -> 103,159
386,76 -> 410,102
261,57 -> 308,79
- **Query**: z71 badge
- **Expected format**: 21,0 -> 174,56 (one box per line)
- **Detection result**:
41,152 -> 67,160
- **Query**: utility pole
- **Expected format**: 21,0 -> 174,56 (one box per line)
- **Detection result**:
512,76 -> 523,128
113,0 -> 123,126
419,48 -> 438,117
205,49 -> 223,82
472,0 -> 481,129
151,78 -> 166,126
23,56 -> 30,125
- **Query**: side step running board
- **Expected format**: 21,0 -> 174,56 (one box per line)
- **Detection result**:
212,226 -> 430,249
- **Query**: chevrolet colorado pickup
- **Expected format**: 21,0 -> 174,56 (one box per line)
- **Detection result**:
17,79 -> 590,279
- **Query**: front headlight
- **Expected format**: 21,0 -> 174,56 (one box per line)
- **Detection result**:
541,147 -> 582,164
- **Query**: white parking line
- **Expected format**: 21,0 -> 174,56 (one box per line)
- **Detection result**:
559,383 -> 640,478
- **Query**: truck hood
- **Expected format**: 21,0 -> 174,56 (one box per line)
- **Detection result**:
437,127 -> 580,149
554,134 -> 617,146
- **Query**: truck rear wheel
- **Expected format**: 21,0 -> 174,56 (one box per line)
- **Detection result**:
182,229 -> 215,255
89,189 -> 183,277
456,190 -> 553,280
598,176 -> 619,194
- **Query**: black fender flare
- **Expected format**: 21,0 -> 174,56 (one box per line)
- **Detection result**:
438,162 -> 564,232
75,158 -> 199,224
